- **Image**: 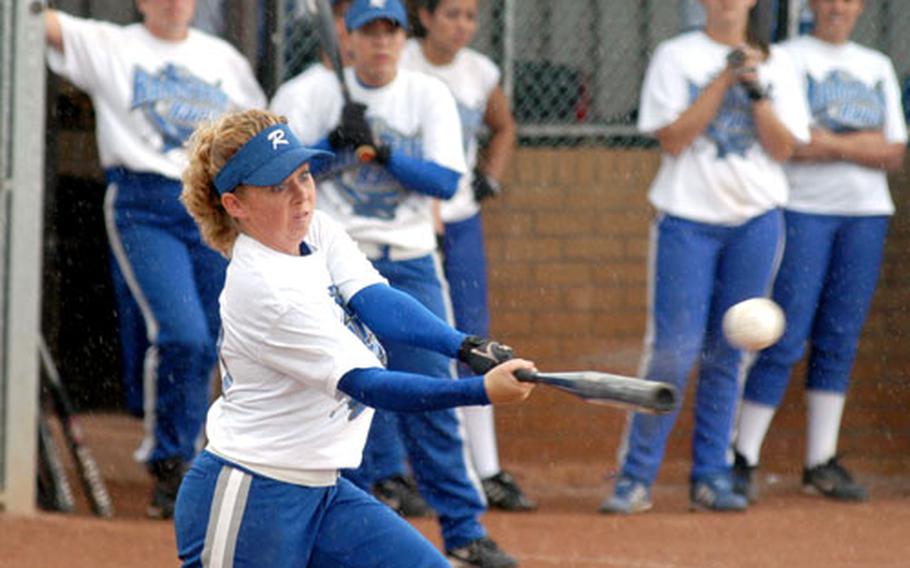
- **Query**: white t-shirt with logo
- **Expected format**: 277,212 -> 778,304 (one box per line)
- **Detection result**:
400,39 -> 500,224
639,31 -> 811,225
47,12 -> 266,180
207,212 -> 387,473
781,35 -> 907,216
270,66 -> 466,256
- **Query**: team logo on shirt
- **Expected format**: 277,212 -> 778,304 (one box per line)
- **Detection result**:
689,81 -> 758,158
131,63 -> 231,151
457,102 -> 484,155
807,70 -> 885,133
328,119 -> 423,220
328,284 -> 386,420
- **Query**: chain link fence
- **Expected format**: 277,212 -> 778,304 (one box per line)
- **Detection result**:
275,0 -> 910,147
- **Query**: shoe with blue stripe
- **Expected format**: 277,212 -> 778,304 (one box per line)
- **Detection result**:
599,475 -> 653,514
690,473 -> 748,512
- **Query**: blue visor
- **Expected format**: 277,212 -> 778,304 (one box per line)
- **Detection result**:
213,124 -> 332,195
345,0 -> 408,31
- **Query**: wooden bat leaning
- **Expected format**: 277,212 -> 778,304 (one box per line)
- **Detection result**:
515,369 -> 678,415
39,336 -> 114,518
313,0 -> 377,163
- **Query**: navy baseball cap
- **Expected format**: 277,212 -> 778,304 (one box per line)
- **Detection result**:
213,124 -> 332,195
345,0 -> 408,31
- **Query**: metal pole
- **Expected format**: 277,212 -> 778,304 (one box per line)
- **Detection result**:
502,0 -> 515,101
1,0 -> 46,515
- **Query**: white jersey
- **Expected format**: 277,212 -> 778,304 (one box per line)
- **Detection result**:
47,12 -> 266,180
639,31 -> 811,225
207,212 -> 388,475
781,35 -> 906,216
400,39 -> 500,223
271,66 -> 466,256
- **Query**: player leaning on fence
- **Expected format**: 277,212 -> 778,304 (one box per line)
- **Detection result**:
174,108 -> 535,568
600,0 -> 810,515
43,0 -> 266,520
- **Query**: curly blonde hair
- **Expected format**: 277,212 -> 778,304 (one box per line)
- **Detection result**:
181,109 -> 286,256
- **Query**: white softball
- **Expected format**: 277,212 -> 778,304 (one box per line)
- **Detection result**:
722,298 -> 785,351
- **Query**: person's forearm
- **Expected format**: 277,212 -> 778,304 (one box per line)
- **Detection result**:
46,9 -> 64,52
349,283 -> 465,357
656,70 -> 735,156
385,152 -> 460,199
480,125 -> 515,181
338,367 -> 488,412
794,130 -> 905,171
752,100 -> 797,162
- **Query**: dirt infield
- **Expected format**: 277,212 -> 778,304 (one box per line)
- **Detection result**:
3,413 -> 909,567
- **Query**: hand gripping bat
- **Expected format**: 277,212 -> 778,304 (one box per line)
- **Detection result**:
313,0 -> 378,163
515,369 -> 678,415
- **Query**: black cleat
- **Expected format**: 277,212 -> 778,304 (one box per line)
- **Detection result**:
482,470 -> 537,512
373,474 -> 433,518
803,457 -> 868,502
146,458 -> 187,520
732,450 -> 759,503
446,536 -> 517,568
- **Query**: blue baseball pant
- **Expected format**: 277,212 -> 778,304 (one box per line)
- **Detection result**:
743,211 -> 888,406
443,213 -> 491,376
110,257 -> 148,417
344,251 -> 486,551
175,451 -> 448,568
347,213 -> 492,488
105,168 -> 225,464
620,210 -> 783,485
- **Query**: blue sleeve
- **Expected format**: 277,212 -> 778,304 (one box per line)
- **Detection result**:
349,283 -> 465,357
338,367 -> 489,412
385,152 -> 460,199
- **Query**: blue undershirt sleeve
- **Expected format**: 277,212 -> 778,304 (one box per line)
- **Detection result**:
338,367 -> 489,412
349,283 -> 465,357
385,152 -> 460,199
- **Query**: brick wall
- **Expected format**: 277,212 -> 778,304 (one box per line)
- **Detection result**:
486,148 -> 910,479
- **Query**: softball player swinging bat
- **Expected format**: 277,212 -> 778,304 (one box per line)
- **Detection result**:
174,108 -> 535,568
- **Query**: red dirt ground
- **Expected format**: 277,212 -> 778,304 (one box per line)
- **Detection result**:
3,413 -> 909,567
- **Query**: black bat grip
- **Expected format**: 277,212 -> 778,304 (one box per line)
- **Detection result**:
514,369 -> 537,382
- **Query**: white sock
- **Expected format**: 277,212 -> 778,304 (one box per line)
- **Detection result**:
806,390 -> 846,468
461,404 -> 501,479
734,401 -> 777,466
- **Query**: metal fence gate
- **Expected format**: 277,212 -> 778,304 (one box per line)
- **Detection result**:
0,0 -> 47,515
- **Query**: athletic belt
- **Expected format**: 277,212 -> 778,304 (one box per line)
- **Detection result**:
356,241 -> 431,262
206,446 -> 339,487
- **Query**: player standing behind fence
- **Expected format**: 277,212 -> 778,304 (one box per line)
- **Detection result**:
399,0 -> 535,512
732,0 -> 906,504
174,108 -> 535,567
44,1 -> 266,519
270,0 -> 519,565
600,0 -> 810,514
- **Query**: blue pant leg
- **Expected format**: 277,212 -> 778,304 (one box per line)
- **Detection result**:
743,211 -> 837,406
374,254 -> 486,551
443,214 -> 490,377
109,176 -> 221,463
691,210 -> 783,480
343,410 -> 404,489
807,215 -> 888,393
310,478 -> 448,568
621,216 -> 719,485
175,452 -> 329,568
110,255 -> 149,417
